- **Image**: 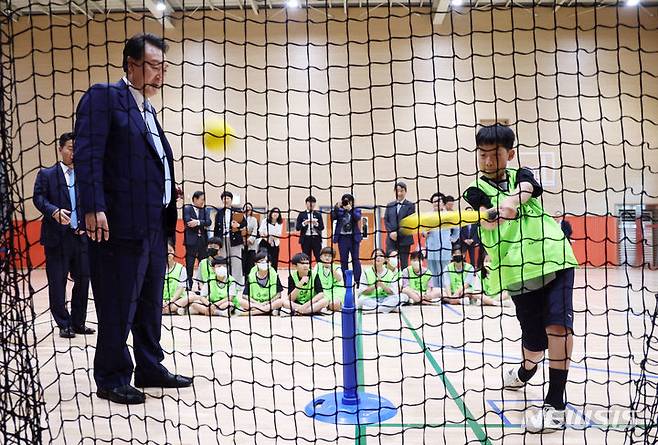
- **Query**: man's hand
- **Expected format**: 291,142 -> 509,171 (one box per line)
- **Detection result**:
187,219 -> 200,228
52,209 -> 71,225
464,239 -> 473,245
390,232 -> 398,241
85,211 -> 109,242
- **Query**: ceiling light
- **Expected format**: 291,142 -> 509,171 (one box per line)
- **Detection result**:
451,0 -> 464,6
156,1 -> 167,11
626,0 -> 640,5
287,0 -> 300,7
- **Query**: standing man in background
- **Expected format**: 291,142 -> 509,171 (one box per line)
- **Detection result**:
183,191 -> 212,289
384,181 -> 416,270
213,190 -> 247,284
33,132 -> 94,339
75,33 -> 192,405
297,195 -> 324,263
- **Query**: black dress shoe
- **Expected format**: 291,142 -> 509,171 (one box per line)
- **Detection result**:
73,325 -> 96,335
59,327 -> 76,338
134,371 -> 193,389
97,385 -> 146,405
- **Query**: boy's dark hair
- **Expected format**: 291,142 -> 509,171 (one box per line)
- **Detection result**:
444,195 -> 455,203
254,251 -> 269,263
430,192 -> 445,204
341,193 -> 355,204
291,252 -> 310,265
320,247 -> 335,257
122,33 -> 168,73
395,181 -> 407,191
220,191 -> 233,200
410,250 -> 424,261
59,132 -> 74,147
451,243 -> 463,254
305,195 -> 317,203
207,237 -> 223,247
211,256 -> 229,266
192,191 -> 205,201
475,123 -> 515,150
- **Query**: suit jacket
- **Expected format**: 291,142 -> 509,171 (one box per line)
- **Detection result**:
183,204 -> 212,247
384,199 -> 416,247
213,207 -> 247,247
33,164 -> 86,247
459,223 -> 480,248
296,210 -> 324,244
331,206 -> 362,243
561,219 -> 573,241
74,80 -> 177,241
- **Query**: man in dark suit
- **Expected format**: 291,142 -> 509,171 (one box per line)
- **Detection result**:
384,181 -> 416,269
296,195 -> 324,263
75,33 -> 192,405
213,191 -> 247,285
459,207 -> 482,268
183,190 -> 212,289
33,132 -> 94,339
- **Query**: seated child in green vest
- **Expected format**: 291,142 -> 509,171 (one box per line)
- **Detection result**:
313,247 -> 345,312
463,124 -> 578,432
163,242 -> 198,315
238,251 -> 285,315
189,256 -> 240,316
442,245 -> 478,305
282,253 -> 327,315
357,248 -> 406,313
400,250 -> 444,304
193,236 -> 223,292
386,250 -> 402,281
468,254 -> 513,307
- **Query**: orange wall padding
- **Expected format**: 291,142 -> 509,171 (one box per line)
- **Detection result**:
14,215 -> 620,269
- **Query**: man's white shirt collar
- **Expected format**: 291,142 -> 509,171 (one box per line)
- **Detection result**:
123,77 -> 153,114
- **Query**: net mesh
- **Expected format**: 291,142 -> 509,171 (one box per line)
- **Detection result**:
0,0 -> 657,444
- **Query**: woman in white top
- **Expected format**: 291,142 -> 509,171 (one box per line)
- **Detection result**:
242,202 -> 259,278
259,207 -> 283,270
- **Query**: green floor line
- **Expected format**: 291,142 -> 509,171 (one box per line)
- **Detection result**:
401,312 -> 492,445
373,422 -> 643,429
354,310 -> 367,445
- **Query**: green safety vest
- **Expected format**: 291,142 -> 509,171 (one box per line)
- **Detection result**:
163,262 -> 184,302
208,275 -> 238,305
405,266 -> 432,293
447,262 -> 475,294
198,258 -> 215,284
247,267 -> 280,303
478,270 -> 497,298
313,264 -> 345,302
361,266 -> 397,299
465,168 -> 578,294
290,271 -> 315,304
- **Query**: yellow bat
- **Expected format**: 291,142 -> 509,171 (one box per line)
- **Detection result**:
399,209 -> 498,235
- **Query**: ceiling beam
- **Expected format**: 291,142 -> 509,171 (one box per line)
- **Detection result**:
432,0 -> 450,25
143,0 -> 176,29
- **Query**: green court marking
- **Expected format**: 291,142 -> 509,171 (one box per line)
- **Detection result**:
374,422 -> 644,429
401,312 -> 492,445
354,310 -> 367,445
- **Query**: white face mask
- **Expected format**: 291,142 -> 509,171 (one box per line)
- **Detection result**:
215,266 -> 227,277
257,262 -> 269,271
388,257 -> 398,268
